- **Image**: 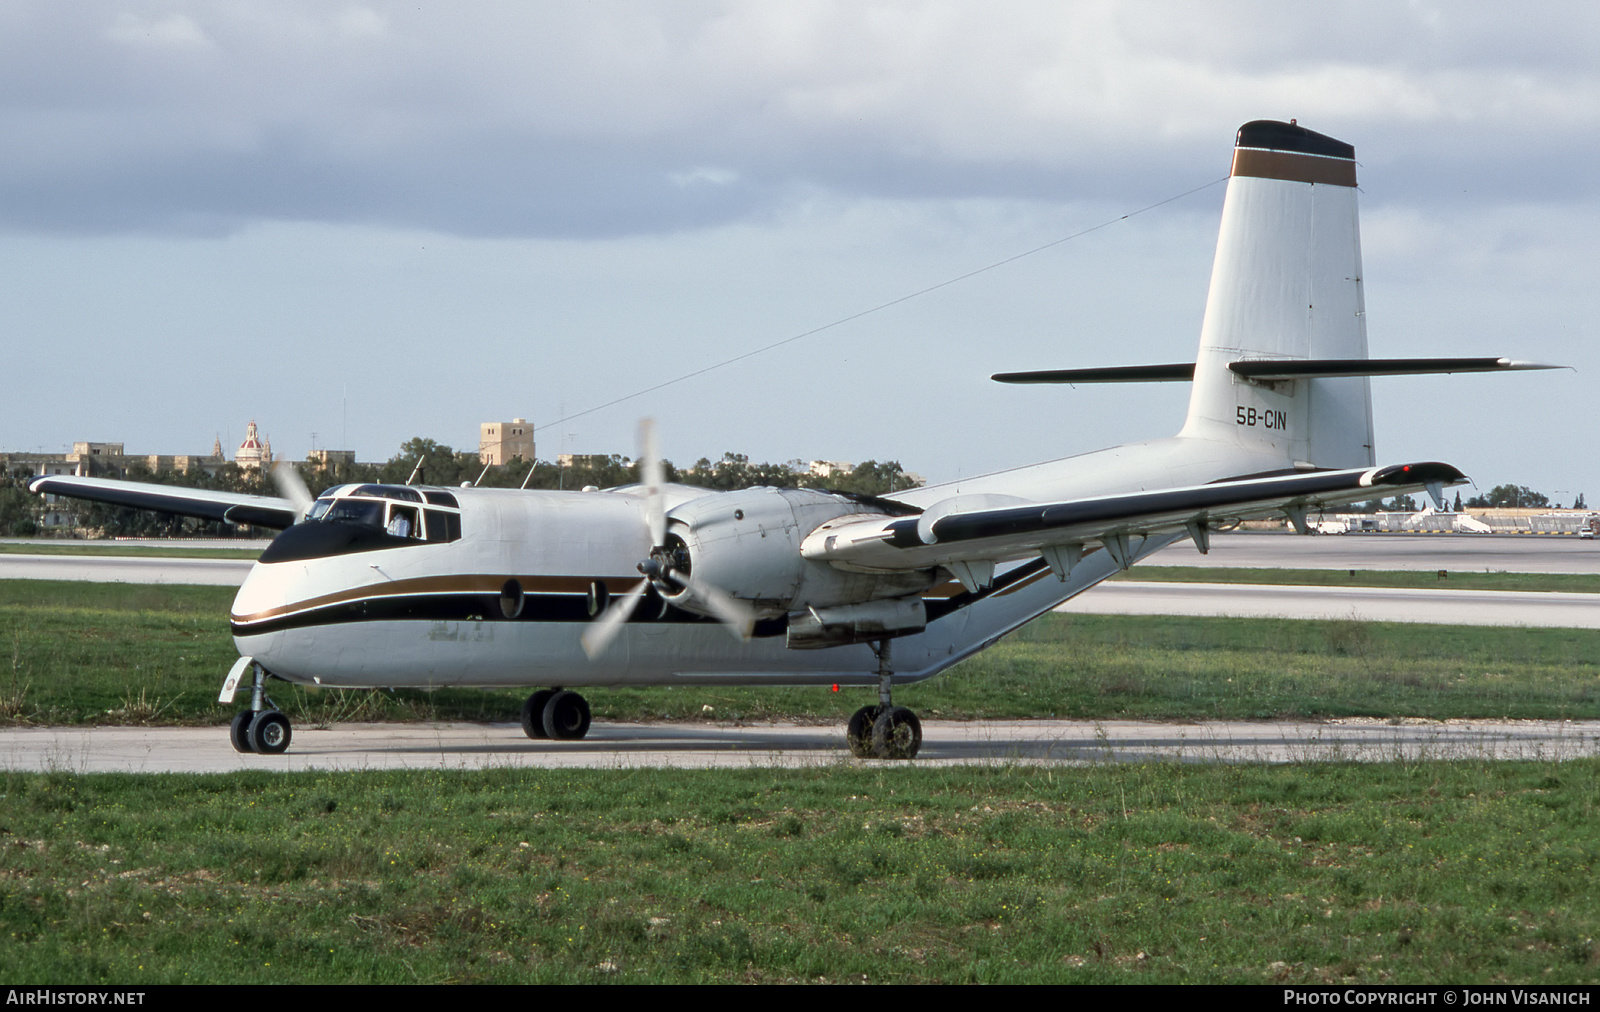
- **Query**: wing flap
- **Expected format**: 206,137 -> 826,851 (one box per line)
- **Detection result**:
28,475 -> 299,530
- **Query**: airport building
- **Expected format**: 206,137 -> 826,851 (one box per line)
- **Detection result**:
479,419 -> 535,466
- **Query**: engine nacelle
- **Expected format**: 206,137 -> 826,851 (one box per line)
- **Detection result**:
654,487 -> 934,618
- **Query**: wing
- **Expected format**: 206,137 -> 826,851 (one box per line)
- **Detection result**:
802,461 -> 1465,581
28,474 -> 299,530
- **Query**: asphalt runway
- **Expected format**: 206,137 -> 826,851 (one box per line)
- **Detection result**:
1148,532 -> 1600,573
4,718 -> 1596,773
1059,581 -> 1600,627
0,553 -> 253,584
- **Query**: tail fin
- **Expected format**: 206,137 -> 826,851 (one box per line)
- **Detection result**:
1179,120 -> 1374,469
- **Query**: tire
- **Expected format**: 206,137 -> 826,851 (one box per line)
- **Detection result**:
846,705 -> 880,758
541,690 -> 591,741
229,712 -> 256,754
248,711 -> 293,755
871,706 -> 922,760
520,689 -> 556,740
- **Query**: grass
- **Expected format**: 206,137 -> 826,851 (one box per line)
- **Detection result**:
0,761 -> 1595,983
3,580 -> 1600,727
1116,566 -> 1600,594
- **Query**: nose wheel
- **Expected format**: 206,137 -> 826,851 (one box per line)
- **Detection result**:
845,641 -> 922,760
227,662 -> 294,755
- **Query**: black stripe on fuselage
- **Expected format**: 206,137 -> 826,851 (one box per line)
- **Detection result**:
231,560 -> 1053,640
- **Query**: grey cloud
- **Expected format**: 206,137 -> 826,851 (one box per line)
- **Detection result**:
0,1 -> 1595,238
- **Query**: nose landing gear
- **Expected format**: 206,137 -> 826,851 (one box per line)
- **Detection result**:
225,661 -> 293,755
846,640 -> 922,760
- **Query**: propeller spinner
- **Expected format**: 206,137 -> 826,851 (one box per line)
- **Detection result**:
581,419 -> 754,659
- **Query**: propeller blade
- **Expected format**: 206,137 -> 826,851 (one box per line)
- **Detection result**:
638,417 -> 666,547
271,461 -> 314,521
667,572 -> 755,642
580,580 -> 649,659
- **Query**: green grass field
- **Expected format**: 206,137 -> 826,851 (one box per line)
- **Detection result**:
2,577 -> 1597,984
3,579 -> 1599,727
1,762 -> 1595,983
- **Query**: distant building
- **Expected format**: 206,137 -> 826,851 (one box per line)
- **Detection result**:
234,420 -> 273,471
306,449 -> 356,467
480,419 -> 535,465
2,435 -> 227,531
808,460 -> 854,479
556,453 -> 621,470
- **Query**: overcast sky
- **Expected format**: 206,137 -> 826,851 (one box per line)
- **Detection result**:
2,2 -> 1595,503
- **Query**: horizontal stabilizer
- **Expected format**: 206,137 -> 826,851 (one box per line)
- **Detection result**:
992,363 -> 1195,384
993,358 -> 1564,385
1228,357 -> 1566,381
28,475 -> 299,530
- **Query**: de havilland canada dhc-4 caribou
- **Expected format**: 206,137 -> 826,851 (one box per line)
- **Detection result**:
31,121 -> 1558,760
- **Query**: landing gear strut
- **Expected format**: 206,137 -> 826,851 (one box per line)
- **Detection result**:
229,662 -> 293,755
520,688 -> 592,741
846,640 -> 922,760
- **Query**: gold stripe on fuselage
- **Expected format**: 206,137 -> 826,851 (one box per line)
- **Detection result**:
230,574 -> 646,626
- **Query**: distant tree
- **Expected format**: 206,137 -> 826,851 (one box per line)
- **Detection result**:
1575,493 -> 1588,510
1483,484 -> 1549,509
0,469 -> 42,536
825,460 -> 922,496
1452,491 -> 1463,512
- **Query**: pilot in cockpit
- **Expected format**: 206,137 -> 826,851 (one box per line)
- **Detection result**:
387,505 -> 419,539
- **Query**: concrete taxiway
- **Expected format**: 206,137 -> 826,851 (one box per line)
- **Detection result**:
1147,532 -> 1600,573
1060,581 -> 1600,628
4,719 -> 1595,773
0,553 -> 253,584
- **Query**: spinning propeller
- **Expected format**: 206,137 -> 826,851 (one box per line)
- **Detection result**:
581,419 -> 754,658
271,461 -> 314,521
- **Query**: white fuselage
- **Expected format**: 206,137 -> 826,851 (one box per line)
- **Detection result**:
231,434 -> 1281,691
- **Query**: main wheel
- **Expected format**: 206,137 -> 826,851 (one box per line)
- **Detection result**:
846,705 -> 881,758
248,710 -> 293,755
871,706 -> 922,760
229,711 -> 256,754
541,690 -> 591,741
520,689 -> 556,740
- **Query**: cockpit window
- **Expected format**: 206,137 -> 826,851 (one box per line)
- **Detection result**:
324,499 -> 386,528
386,504 -> 420,539
304,489 -> 462,545
262,487 -> 464,564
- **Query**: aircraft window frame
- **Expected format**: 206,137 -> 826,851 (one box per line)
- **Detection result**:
351,484 -> 423,503
386,503 -> 421,539
304,489 -> 463,545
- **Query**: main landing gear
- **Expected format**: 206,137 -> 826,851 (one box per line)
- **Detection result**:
846,640 -> 922,760
520,688 -> 592,741
229,662 -> 293,755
